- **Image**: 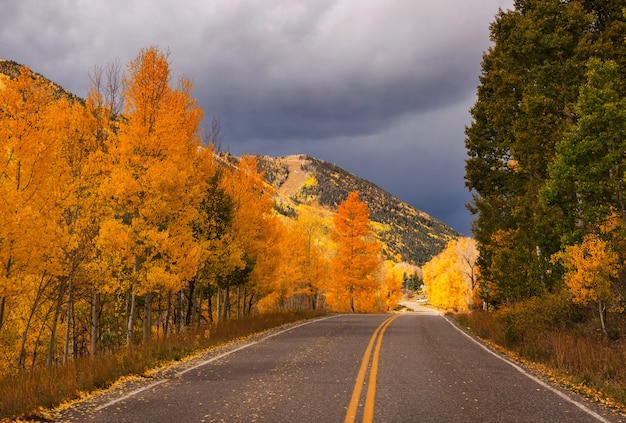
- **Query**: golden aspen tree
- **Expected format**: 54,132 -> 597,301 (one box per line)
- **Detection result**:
291,207 -> 329,310
81,59 -> 124,356
44,96 -> 102,365
377,261 -> 403,312
329,191 -> 380,313
422,237 -> 478,312
0,67 -> 55,308
454,237 -> 479,308
553,233 -> 620,335
98,47 -> 208,347
258,221 -> 296,312
221,156 -> 284,318
0,67 -> 70,370
264,211 -> 328,312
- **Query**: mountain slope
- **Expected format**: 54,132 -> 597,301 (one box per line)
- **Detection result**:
0,59 -> 83,103
258,154 -> 459,266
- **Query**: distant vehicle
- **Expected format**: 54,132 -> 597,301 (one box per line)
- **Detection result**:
415,298 -> 427,303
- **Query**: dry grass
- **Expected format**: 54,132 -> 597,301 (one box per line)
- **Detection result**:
0,310 -> 327,421
454,308 -> 626,412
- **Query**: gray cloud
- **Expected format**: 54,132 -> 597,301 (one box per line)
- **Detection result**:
0,0 -> 514,235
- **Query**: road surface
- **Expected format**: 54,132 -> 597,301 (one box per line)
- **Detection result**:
57,307 -> 625,422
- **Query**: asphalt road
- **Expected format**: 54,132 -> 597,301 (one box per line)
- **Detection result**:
57,308 -> 625,422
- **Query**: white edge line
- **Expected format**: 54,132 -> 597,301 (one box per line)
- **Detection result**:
441,315 -> 610,423
94,379 -> 166,411
94,315 -> 337,412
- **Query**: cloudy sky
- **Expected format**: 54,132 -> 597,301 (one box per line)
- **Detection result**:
1,0 -> 514,235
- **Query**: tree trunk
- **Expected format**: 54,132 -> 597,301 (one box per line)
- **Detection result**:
164,290 -> 172,338
0,296 -> 5,332
216,287 -> 221,323
186,279 -> 195,326
174,290 -> 182,333
19,275 -> 47,370
178,290 -> 184,333
247,294 -> 254,316
63,277 -> 74,364
196,292 -> 203,326
599,300 -> 608,335
223,284 -> 230,321
90,290 -> 100,357
47,277 -> 66,366
143,292 -> 153,344
242,286 -> 247,318
207,292 -> 213,324
236,286 -> 241,320
31,298 -> 57,372
127,287 -> 137,349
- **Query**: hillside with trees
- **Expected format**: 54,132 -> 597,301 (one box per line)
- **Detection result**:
256,155 -> 459,266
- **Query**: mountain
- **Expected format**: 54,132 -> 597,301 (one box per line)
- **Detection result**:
255,154 -> 459,266
0,59 -> 83,104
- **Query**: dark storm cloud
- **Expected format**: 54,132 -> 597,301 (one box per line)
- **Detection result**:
0,0 -> 514,235
207,60 -> 473,141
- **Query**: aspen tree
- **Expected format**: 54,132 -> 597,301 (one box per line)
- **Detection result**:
0,67 -> 69,369
330,192 -> 380,313
553,233 -> 620,335
99,47 -> 207,347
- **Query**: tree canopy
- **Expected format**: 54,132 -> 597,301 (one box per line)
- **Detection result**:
465,0 -> 626,309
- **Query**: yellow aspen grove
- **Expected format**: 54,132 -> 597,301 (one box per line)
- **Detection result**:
261,209 -> 329,312
0,67 -> 73,371
377,261 -> 404,312
422,237 -> 478,312
0,67 -> 58,301
45,96 -> 104,365
98,47 -> 209,347
289,208 -> 329,310
221,156 -> 284,318
329,191 -> 380,313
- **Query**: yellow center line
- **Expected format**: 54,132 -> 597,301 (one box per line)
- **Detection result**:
363,315 -> 399,422
344,314 -> 401,423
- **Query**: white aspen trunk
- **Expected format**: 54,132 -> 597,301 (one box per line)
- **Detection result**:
143,292 -> 153,344
90,290 -> 100,357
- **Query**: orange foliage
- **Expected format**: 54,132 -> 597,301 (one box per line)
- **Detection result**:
327,192 -> 381,312
553,233 -> 621,334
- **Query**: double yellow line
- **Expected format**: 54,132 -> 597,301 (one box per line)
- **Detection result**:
344,314 -> 401,423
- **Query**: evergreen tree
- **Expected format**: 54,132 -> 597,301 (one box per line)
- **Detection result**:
543,58 -> 626,240
465,0 -> 600,304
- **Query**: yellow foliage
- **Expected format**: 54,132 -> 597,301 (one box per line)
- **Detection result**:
553,233 -> 620,307
423,237 -> 478,312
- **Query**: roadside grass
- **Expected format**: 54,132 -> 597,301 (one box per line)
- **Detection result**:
453,305 -> 626,413
0,310 -> 327,421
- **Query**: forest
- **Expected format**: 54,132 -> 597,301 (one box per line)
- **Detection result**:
464,0 -> 626,327
448,0 -> 626,410
0,46 -> 409,390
